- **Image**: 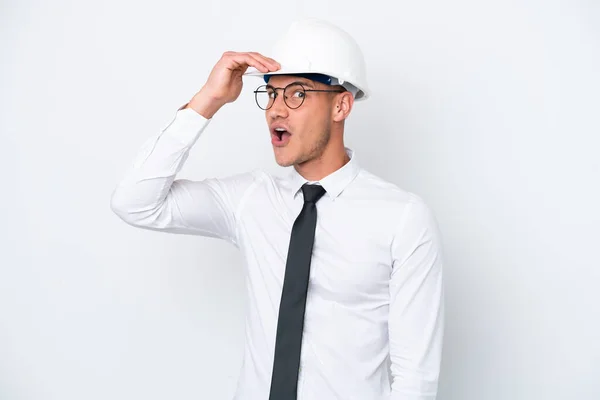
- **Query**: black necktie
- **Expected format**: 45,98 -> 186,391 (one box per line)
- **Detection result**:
268,183 -> 327,400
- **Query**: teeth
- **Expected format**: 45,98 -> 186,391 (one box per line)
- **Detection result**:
275,128 -> 286,132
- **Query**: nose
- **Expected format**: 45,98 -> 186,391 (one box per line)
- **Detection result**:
267,91 -> 289,120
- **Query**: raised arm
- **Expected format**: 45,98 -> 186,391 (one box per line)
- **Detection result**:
110,52 -> 280,245
388,196 -> 445,399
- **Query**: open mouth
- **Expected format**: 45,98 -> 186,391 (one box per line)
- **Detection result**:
272,127 -> 291,145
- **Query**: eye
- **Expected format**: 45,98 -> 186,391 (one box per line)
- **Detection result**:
292,90 -> 305,98
267,90 -> 277,99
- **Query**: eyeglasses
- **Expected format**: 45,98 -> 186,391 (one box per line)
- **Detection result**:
253,82 -> 345,110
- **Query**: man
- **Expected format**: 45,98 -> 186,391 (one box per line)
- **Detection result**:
111,19 -> 444,400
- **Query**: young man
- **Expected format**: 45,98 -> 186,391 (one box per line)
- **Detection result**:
111,19 -> 444,400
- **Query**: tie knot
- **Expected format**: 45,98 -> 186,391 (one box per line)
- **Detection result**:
301,183 -> 326,203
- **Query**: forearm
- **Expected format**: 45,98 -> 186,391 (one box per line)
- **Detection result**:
184,87 -> 226,119
389,197 -> 445,399
110,106 -> 210,227
389,304 -> 444,400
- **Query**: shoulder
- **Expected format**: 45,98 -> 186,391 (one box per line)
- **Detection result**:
353,168 -> 440,233
353,168 -> 425,207
218,168 -> 285,200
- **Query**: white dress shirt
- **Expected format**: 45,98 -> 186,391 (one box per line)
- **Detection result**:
110,107 -> 445,400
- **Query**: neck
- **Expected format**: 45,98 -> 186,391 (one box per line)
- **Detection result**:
295,143 -> 350,182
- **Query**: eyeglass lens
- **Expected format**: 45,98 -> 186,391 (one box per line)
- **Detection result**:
255,83 -> 306,110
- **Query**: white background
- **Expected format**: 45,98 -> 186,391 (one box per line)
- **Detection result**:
1,1 -> 599,399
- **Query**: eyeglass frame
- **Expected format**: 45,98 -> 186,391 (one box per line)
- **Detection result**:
253,82 -> 346,110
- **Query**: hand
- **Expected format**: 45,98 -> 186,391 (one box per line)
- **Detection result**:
188,51 -> 280,118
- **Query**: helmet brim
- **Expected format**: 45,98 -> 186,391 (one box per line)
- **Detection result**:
243,66 -> 368,100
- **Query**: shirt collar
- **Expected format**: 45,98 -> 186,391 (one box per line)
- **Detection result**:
288,147 -> 360,201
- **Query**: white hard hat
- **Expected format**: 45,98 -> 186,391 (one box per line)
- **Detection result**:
245,19 -> 370,100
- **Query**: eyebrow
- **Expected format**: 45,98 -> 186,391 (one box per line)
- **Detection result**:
266,80 -> 316,89
291,80 -> 315,88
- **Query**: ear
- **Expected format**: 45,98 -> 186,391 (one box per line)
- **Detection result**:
332,91 -> 354,122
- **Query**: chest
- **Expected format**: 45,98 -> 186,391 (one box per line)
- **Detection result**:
238,195 -> 394,303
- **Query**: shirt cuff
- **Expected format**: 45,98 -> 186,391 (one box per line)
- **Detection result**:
160,106 -> 211,147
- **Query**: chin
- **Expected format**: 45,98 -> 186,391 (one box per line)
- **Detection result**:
275,157 -> 295,168
273,150 -> 297,167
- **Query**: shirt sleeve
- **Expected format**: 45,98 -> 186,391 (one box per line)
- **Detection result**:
110,106 -> 260,247
388,196 -> 445,400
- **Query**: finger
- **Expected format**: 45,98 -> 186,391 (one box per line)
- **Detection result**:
228,53 -> 270,73
239,52 -> 275,72
256,53 -> 280,70
248,52 -> 280,69
246,52 -> 279,72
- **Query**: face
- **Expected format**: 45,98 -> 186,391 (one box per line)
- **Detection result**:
264,75 -> 341,167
